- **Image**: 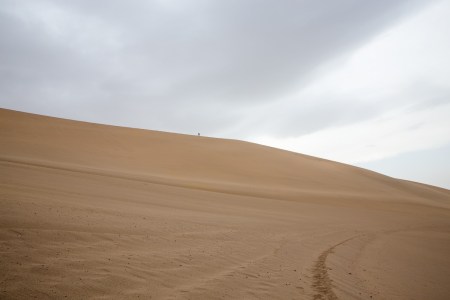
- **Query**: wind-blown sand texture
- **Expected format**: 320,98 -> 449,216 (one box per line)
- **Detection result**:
1,108 -> 450,299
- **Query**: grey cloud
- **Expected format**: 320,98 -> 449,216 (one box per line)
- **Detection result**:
218,95 -> 387,139
405,83 -> 450,112
0,0 -> 434,136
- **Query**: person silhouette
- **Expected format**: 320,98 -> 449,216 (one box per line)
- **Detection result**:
198,133 -> 200,136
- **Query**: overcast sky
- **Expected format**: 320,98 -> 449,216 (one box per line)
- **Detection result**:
1,0 -> 449,189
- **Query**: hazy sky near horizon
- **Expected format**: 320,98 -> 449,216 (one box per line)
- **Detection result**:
1,0 -> 450,188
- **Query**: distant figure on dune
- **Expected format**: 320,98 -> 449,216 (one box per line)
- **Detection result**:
198,133 -> 200,136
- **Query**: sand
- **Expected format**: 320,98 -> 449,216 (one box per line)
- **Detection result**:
1,108 -> 450,299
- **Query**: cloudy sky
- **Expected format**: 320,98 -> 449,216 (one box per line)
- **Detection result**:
1,0 -> 449,189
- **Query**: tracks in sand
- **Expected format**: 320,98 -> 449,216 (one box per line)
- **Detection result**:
311,235 -> 359,300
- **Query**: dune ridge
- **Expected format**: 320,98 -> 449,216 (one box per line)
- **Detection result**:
1,109 -> 448,204
1,108 -> 450,299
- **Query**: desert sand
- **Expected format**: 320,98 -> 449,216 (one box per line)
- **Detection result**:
1,108 -> 450,299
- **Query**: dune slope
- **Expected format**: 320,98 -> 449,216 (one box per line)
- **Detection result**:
1,108 -> 450,299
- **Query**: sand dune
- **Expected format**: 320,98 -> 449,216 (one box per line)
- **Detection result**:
1,108 -> 450,299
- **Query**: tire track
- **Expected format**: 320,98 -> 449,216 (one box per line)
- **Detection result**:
311,236 -> 359,300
